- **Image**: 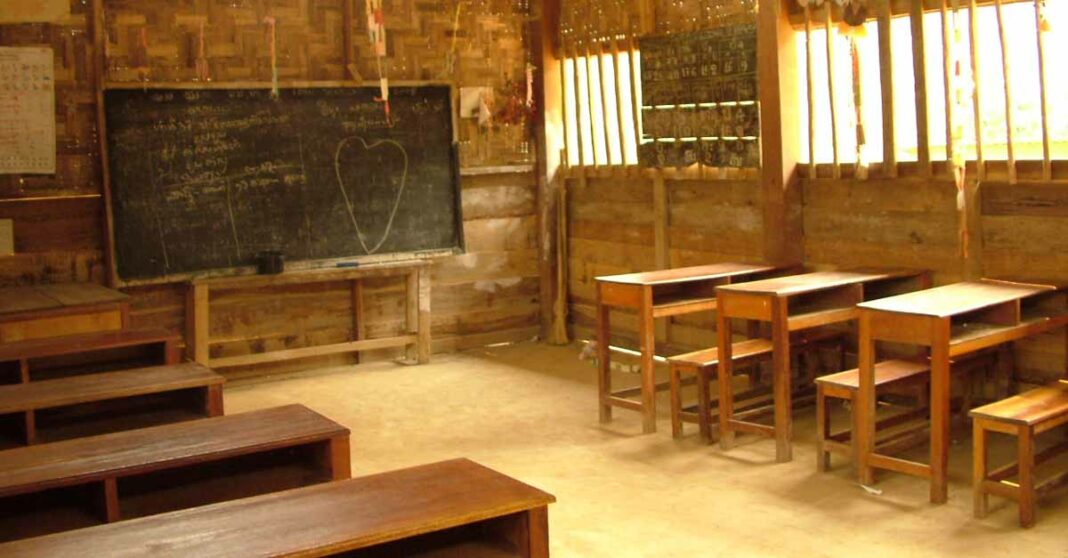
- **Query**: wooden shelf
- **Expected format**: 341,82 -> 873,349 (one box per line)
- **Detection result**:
650,295 -> 717,318
787,306 -> 858,332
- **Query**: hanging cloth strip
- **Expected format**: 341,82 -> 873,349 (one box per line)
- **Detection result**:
366,0 -> 393,126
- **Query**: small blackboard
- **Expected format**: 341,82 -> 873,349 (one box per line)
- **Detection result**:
639,25 -> 758,107
103,85 -> 462,283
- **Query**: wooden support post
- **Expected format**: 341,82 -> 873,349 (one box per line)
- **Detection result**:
351,279 -> 364,363
611,39 -> 629,166
910,0 -> 931,176
91,0 -> 119,286
878,0 -> 897,177
941,0 -> 955,165
417,267 -> 431,364
186,283 -> 209,365
406,270 -> 419,362
824,3 -> 841,178
969,0 -> 985,180
1034,0 -> 1052,181
994,0 -> 1016,183
805,4 -> 816,177
535,0 -> 564,344
758,0 -> 803,266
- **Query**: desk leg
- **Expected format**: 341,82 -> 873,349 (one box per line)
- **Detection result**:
930,319 -> 952,504
596,287 -> 612,424
717,309 -> 735,450
493,506 -> 549,558
856,313 -> 876,485
639,286 -> 656,434
771,296 -> 792,463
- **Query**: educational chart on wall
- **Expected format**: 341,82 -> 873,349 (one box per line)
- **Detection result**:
0,47 -> 56,174
638,24 -> 759,169
104,85 -> 462,283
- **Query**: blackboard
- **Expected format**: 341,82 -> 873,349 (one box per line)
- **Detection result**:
103,85 -> 462,283
639,25 -> 757,107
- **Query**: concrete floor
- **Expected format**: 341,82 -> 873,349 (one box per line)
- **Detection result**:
225,341 -> 1068,557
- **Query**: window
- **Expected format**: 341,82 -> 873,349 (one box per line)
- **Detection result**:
797,1 -> 1068,166
562,47 -> 642,167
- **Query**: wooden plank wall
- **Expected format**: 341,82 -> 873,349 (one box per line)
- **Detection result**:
0,0 -> 539,378
567,176 -> 764,353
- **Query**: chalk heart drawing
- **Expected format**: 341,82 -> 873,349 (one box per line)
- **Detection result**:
333,136 -> 409,254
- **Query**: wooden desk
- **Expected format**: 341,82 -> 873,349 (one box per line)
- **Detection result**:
0,283 -> 129,343
596,263 -> 777,433
855,280 -> 1068,503
715,269 -> 929,462
0,328 -> 181,384
187,261 -> 431,368
0,404 -> 349,542
0,458 -> 554,558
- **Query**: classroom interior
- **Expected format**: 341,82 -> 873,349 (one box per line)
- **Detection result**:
1,0 -> 1067,556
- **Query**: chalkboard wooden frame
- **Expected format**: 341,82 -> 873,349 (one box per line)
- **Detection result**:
98,80 -> 464,287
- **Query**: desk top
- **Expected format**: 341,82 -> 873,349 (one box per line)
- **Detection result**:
596,263 -> 776,286
0,458 -> 555,558
0,283 -> 128,316
858,280 -> 1057,318
716,268 -> 920,297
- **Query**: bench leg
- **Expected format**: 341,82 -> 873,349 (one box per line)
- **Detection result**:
1018,425 -> 1036,528
23,410 -> 36,445
816,386 -> 830,472
670,366 -> 683,439
697,367 -> 714,444
205,384 -> 224,417
100,478 -> 121,523
973,420 -> 988,518
328,435 -> 352,481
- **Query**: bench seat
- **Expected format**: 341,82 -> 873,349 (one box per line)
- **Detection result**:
0,328 -> 181,384
0,458 -> 550,558
0,404 -> 350,542
0,363 -> 223,446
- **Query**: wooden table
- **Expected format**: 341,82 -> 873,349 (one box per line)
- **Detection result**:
187,261 -> 431,368
0,283 -> 129,343
855,280 -> 1068,503
596,263 -> 777,433
716,268 -> 929,462
0,458 -> 554,557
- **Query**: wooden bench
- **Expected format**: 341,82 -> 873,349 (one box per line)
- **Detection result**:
0,328 -> 181,384
0,458 -> 552,557
815,359 -> 930,472
971,380 -> 1068,527
669,330 -> 846,443
0,283 -> 129,343
0,363 -> 223,448
0,404 -> 349,542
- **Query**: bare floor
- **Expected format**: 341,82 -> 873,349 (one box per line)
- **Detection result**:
225,341 -> 1068,557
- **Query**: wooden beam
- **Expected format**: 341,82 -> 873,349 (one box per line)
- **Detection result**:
758,0 -> 803,266
1034,0 -> 1052,181
91,0 -> 118,286
994,0 -> 1016,183
969,0 -> 986,180
910,0 -> 932,176
805,4 -> 816,177
825,3 -> 841,178
653,174 -> 668,269
878,0 -> 898,177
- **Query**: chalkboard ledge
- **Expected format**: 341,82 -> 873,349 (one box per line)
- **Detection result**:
460,164 -> 535,176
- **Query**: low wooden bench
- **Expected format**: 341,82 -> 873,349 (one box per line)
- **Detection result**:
0,363 -> 223,448
0,328 -> 181,384
669,330 -> 846,443
0,458 -> 551,557
815,359 -> 930,472
0,404 -> 349,542
971,380 -> 1068,527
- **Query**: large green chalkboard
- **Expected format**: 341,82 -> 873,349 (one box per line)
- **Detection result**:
104,85 -> 462,283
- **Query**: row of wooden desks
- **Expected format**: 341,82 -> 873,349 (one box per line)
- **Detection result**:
715,269 -> 930,462
856,280 -> 1068,503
